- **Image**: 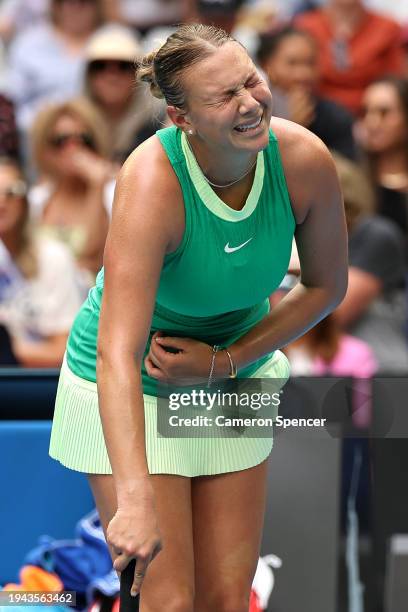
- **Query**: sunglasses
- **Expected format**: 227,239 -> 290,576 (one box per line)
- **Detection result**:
89,60 -> 134,74
0,180 -> 27,199
48,132 -> 96,150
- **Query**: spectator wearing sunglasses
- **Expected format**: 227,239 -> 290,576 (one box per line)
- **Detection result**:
2,0 -> 104,134
0,157 -> 82,366
29,98 -> 115,288
84,24 -> 162,163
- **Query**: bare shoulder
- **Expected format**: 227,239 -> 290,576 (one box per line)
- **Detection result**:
111,134 -> 184,251
269,117 -> 339,224
119,134 -> 182,207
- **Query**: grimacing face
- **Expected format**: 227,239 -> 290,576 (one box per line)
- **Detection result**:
361,83 -> 408,154
170,42 -> 273,155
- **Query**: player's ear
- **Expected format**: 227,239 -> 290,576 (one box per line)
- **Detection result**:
167,106 -> 194,134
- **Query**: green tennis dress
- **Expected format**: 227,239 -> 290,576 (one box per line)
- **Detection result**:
49,126 -> 296,476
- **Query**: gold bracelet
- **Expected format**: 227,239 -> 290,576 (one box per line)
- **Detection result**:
223,347 -> 237,378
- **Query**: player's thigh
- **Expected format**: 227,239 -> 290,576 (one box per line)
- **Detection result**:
87,473 -> 195,612
191,459 -> 269,612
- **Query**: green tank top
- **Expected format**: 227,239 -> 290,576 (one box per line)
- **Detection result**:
66,126 -> 296,396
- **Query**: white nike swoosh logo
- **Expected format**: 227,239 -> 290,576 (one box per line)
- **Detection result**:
224,238 -> 253,253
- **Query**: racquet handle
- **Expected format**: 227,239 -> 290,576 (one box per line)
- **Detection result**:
119,559 -> 140,612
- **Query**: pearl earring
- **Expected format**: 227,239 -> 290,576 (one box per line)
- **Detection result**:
188,129 -> 194,135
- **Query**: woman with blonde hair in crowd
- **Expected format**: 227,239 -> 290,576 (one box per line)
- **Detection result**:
30,97 -> 115,288
0,157 -> 82,367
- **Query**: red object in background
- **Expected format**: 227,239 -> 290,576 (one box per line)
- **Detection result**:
295,8 -> 405,114
88,595 -> 119,612
249,588 -> 263,612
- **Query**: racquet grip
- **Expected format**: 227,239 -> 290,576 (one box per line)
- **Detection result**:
119,559 -> 140,612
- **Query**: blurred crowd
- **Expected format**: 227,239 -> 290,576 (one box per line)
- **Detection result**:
0,0 -> 407,378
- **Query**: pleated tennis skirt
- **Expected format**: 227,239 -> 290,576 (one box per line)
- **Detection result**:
49,351 -> 290,477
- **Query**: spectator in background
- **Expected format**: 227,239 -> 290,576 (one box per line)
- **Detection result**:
29,98 -> 115,287
3,0 -> 103,133
0,157 -> 82,366
103,0 -> 190,34
273,254 -> 377,428
403,27 -> 408,79
364,0 -> 408,25
284,311 -> 377,378
0,0 -> 49,43
357,77 -> 408,258
0,94 -> 19,160
283,311 -> 377,427
332,153 -> 408,374
257,26 -> 356,159
83,24 -> 161,164
295,0 -> 405,114
190,0 -> 247,34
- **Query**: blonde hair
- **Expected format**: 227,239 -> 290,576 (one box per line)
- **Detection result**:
136,23 -> 235,109
31,97 -> 110,176
0,158 -> 38,278
332,152 -> 375,232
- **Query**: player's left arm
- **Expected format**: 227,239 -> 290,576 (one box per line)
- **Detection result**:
227,121 -> 348,370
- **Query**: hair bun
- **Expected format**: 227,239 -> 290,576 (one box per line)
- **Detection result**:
136,49 -> 164,100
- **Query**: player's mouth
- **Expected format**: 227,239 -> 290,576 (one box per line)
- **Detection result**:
234,114 -> 263,133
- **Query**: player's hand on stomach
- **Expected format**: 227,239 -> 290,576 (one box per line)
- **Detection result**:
145,331 -> 228,386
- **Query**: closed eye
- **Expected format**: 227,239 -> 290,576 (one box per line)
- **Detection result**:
247,78 -> 263,88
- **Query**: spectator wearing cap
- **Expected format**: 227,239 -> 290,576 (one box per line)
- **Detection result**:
84,24 -> 161,163
295,0 -> 405,115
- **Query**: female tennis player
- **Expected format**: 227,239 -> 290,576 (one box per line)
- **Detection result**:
49,24 -> 347,612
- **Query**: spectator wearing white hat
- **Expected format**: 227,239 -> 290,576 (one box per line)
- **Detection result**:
83,24 -> 163,163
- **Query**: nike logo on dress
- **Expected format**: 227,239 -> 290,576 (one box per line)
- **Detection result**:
224,238 -> 253,253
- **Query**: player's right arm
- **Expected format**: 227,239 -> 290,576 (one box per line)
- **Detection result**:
96,136 -> 183,583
